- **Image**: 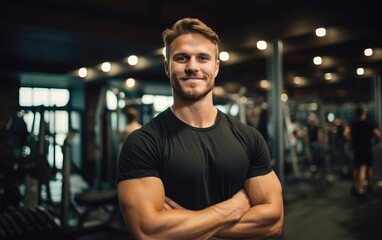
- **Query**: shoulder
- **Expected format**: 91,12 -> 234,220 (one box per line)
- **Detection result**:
218,111 -> 265,144
219,111 -> 260,134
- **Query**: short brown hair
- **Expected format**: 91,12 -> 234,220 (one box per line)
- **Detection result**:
162,18 -> 220,60
355,106 -> 365,118
126,107 -> 139,122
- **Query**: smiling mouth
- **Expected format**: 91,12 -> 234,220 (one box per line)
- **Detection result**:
182,77 -> 204,81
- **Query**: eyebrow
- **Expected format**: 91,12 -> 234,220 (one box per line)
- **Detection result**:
172,52 -> 213,58
172,52 -> 187,57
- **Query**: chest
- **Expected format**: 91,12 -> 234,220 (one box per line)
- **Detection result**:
160,128 -> 249,185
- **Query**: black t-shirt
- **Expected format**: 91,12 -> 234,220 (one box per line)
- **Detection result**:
307,124 -> 319,142
350,120 -> 376,153
117,108 -> 272,210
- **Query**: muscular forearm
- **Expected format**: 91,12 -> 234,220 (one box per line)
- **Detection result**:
147,204 -> 239,240
215,202 -> 284,239
125,190 -> 250,240
213,171 -> 284,240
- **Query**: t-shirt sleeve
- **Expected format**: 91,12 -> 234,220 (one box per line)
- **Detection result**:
246,128 -> 273,178
116,129 -> 161,183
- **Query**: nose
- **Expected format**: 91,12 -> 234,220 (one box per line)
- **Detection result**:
185,57 -> 198,73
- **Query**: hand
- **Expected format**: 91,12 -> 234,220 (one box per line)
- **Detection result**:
163,196 -> 186,211
232,189 -> 251,214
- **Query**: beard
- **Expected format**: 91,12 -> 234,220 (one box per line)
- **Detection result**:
171,77 -> 214,102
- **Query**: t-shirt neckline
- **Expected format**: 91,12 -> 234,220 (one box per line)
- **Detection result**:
167,107 -> 220,132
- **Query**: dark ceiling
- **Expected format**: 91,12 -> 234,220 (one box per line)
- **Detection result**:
1,0 -> 382,102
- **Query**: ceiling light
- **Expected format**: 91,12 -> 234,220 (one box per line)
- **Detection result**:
293,76 -> 303,85
356,68 -> 364,75
256,40 -> 267,50
315,27 -> 326,37
101,62 -> 111,72
364,48 -> 373,56
127,55 -> 138,65
125,78 -> 136,88
260,80 -> 271,89
106,90 -> 117,110
219,51 -> 230,61
313,56 -> 322,65
78,67 -> 87,78
281,93 -> 288,102
327,112 -> 335,122
324,73 -> 332,80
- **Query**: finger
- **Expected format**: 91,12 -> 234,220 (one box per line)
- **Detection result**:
164,196 -> 177,207
163,201 -> 172,210
165,196 -> 185,209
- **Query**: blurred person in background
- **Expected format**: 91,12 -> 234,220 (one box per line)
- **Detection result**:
344,106 -> 381,197
119,107 -> 142,144
304,113 -> 324,173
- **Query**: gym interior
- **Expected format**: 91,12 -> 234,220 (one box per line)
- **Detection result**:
1,1 -> 382,239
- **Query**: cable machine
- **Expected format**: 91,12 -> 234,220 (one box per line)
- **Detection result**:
93,87 -> 153,189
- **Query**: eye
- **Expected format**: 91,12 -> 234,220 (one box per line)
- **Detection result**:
197,55 -> 210,62
173,55 -> 188,63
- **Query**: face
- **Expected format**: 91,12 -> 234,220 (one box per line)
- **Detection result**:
164,33 -> 220,102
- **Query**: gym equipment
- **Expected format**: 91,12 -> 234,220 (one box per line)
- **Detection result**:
60,130 -> 121,232
0,111 -> 29,211
60,130 -> 77,230
94,87 -> 120,189
22,106 -> 52,208
94,87 -> 153,188
74,189 -> 119,228
0,206 -> 74,240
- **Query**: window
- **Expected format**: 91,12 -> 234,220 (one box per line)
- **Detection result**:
19,87 -> 71,171
142,94 -> 173,115
19,87 -> 69,107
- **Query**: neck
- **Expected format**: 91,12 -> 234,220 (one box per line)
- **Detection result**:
171,94 -> 217,128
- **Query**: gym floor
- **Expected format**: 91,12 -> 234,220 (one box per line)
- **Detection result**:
38,146 -> 382,239
276,177 -> 382,240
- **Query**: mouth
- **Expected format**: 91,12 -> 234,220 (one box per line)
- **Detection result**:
181,77 -> 204,82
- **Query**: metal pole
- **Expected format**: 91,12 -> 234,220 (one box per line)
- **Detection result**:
270,40 -> 284,186
373,75 -> 382,131
94,87 -> 107,189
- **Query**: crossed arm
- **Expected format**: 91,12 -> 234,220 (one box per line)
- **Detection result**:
117,170 -> 283,240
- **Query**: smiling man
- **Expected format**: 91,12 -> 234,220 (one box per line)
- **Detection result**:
117,18 -> 284,240
167,32 -> 218,102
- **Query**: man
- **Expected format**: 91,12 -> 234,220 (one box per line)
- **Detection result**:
344,106 -> 381,196
119,107 -> 142,144
304,113 -> 323,170
117,18 -> 284,239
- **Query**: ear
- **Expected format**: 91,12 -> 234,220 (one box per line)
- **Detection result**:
164,59 -> 169,77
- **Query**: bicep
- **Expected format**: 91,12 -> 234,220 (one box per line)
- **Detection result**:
118,177 -> 165,236
244,170 -> 282,206
238,171 -> 284,236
